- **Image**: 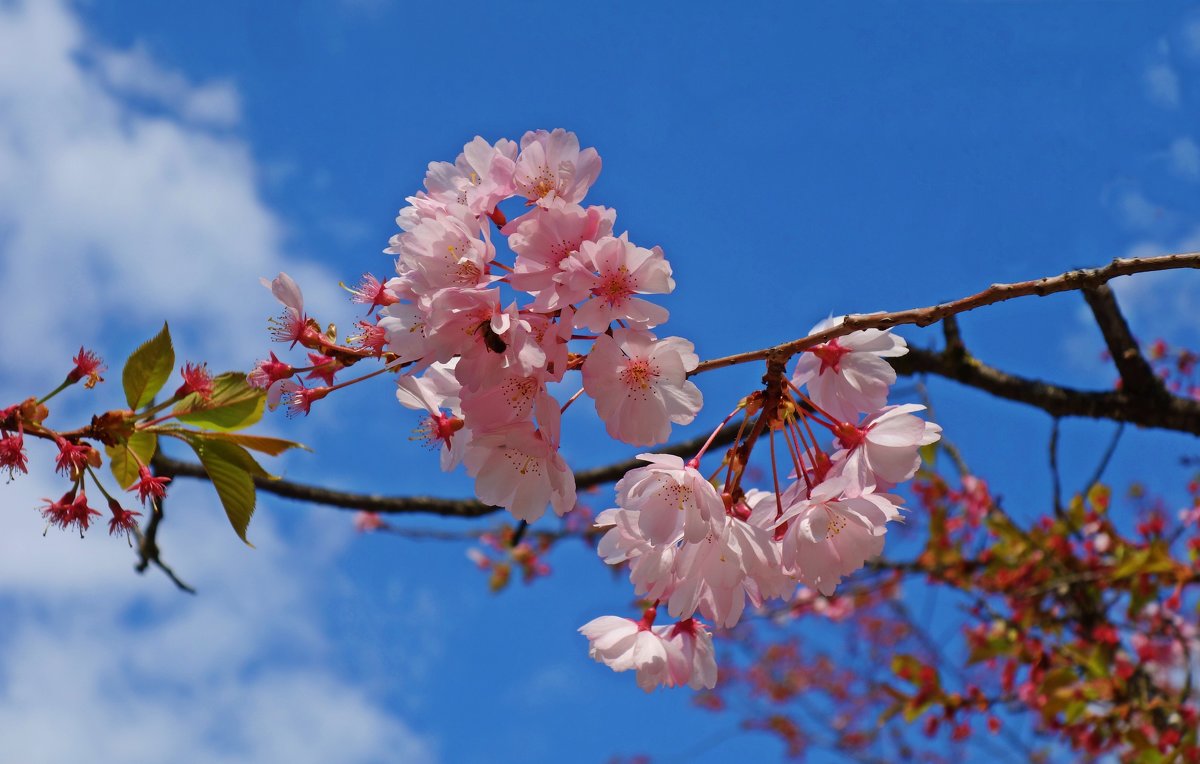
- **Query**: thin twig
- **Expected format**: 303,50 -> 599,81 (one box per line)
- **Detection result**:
1050,418 -> 1064,520
132,491 -> 196,594
1080,423 -> 1125,496
692,252 -> 1200,375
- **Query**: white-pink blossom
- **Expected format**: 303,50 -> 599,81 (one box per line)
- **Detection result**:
567,235 -> 674,332
834,403 -> 942,492
579,614 -> 715,692
792,317 -> 909,423
422,135 -> 517,216
615,454 -> 724,545
582,329 -> 703,447
513,128 -> 601,207
463,421 -> 574,522
775,477 -> 903,596
506,204 -> 615,308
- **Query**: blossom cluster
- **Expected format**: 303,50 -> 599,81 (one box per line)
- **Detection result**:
256,130 -> 939,692
586,318 -> 939,690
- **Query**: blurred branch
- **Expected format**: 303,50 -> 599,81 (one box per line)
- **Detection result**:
132,488 -> 196,594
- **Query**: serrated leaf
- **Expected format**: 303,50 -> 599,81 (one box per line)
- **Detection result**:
104,431 -> 158,490
123,323 -> 175,409
186,438 -> 259,546
175,372 -> 265,431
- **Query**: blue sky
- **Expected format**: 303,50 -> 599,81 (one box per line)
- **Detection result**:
1,1 -> 1199,761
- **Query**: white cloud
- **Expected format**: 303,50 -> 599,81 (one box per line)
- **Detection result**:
1168,136 -> 1200,180
0,2 -> 437,761
0,467 -> 438,764
1144,62 -> 1181,108
1106,185 -> 1165,230
0,0 -> 341,389
92,44 -> 241,126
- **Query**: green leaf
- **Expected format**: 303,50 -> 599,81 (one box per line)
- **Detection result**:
185,437 -> 264,545
104,431 -> 158,490
122,323 -> 175,410
174,430 -> 308,457
175,372 -> 265,432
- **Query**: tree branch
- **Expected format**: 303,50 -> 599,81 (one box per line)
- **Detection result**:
891,347 -> 1200,435
152,421 -> 744,517
691,252 -> 1200,375
1080,283 -> 1166,398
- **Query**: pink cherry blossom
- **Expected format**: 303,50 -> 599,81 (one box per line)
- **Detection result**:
775,477 -> 903,596
833,403 -> 942,492
568,235 -> 675,332
377,301 -> 432,364
615,454 -> 724,545
792,317 -> 909,423
513,129 -> 601,207
392,211 -> 496,297
578,615 -> 677,692
422,135 -> 517,216
463,421 -> 575,522
578,614 -> 717,691
460,375 -> 543,432
421,289 -> 546,385
663,619 -> 718,690
595,507 -> 678,603
396,362 -> 468,470
506,204 -> 615,308
582,328 -> 703,446
666,508 -> 792,628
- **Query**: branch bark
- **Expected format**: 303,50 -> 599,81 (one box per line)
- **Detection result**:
150,253 -> 1200,523
691,252 -> 1200,375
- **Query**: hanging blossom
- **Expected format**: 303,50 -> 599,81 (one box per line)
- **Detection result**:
252,129 -> 940,692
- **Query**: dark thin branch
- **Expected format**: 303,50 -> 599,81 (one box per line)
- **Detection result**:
1049,418 -> 1064,519
132,491 -> 196,594
891,347 -> 1200,436
1081,283 -> 1166,398
1081,423 -> 1125,496
152,421 -> 744,518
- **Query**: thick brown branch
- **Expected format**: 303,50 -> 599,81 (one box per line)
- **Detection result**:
892,347 -> 1200,435
1081,283 -> 1165,397
152,421 -> 744,517
692,252 -> 1200,375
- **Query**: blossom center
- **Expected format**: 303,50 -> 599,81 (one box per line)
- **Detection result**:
811,338 -> 852,374
620,359 -> 659,390
593,266 -> 636,307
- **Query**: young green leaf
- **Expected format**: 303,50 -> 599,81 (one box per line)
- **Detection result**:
175,372 -> 265,432
122,323 -> 175,410
170,430 -> 309,457
104,431 -> 158,490
186,438 -> 265,546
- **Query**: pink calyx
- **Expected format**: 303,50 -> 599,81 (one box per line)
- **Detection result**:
810,338 -> 851,374
834,422 -> 866,449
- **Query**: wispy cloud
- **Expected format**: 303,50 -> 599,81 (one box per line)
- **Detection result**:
90,43 -> 242,127
1144,61 -> 1181,108
1168,136 -> 1200,180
